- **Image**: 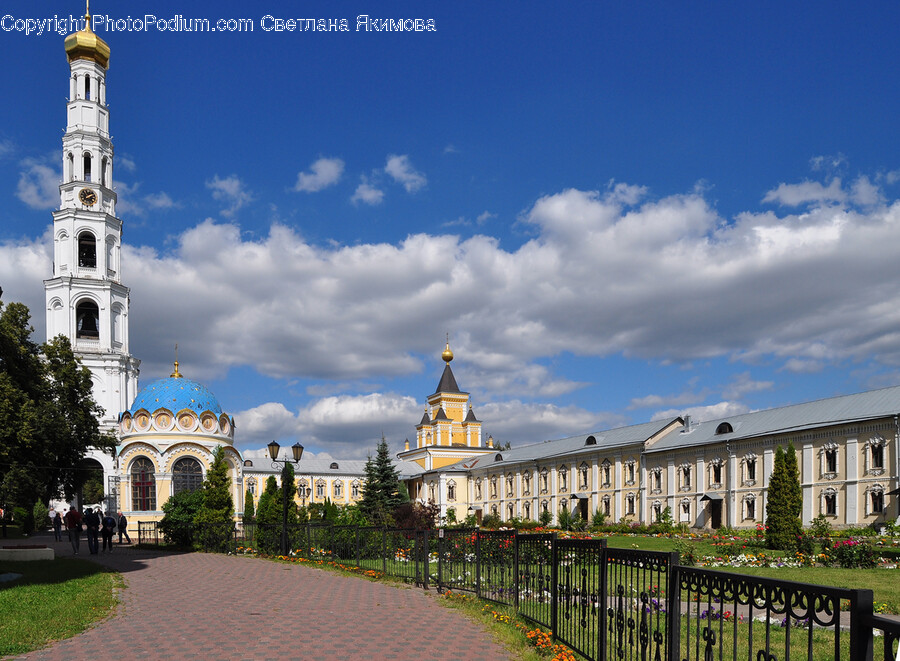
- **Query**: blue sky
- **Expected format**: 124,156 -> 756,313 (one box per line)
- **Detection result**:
3,1 -> 900,459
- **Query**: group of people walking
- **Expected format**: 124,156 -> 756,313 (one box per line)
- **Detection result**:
53,507 -> 131,555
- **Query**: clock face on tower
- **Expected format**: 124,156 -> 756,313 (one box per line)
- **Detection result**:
78,188 -> 97,206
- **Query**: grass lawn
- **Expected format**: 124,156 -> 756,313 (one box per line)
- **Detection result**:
0,558 -> 121,655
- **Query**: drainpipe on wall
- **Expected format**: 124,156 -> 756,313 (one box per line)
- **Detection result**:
894,415 -> 899,524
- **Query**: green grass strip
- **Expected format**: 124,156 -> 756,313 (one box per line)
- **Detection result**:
0,558 -> 121,655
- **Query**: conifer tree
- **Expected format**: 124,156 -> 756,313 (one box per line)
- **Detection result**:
243,488 -> 255,521
193,447 -> 234,550
359,436 -> 405,525
765,445 -> 802,550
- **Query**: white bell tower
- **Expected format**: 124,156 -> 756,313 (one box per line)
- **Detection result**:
44,9 -> 140,432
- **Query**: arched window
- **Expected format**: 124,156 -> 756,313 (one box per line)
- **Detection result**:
579,462 -> 589,490
524,502 -> 531,519
447,479 -> 456,502
247,477 -> 257,496
507,503 -> 514,520
315,479 -> 326,499
66,153 -> 74,182
75,300 -> 100,339
172,457 -> 203,494
101,157 -> 109,187
601,459 -> 612,487
474,478 -> 482,500
522,471 -> 531,495
715,422 -> 733,435
83,152 -> 92,182
78,231 -> 97,268
333,480 -> 343,498
489,475 -> 498,499
505,474 -> 515,497
351,480 -> 360,499
330,462 -> 339,470
131,457 -> 156,511
558,466 -> 568,492
84,74 -> 91,100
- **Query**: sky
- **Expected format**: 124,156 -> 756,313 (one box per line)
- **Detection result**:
2,1 -> 900,461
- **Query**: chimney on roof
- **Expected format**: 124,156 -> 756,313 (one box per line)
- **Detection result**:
682,415 -> 692,433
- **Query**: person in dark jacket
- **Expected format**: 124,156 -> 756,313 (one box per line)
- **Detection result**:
101,512 -> 117,552
117,512 -> 131,544
83,507 -> 100,555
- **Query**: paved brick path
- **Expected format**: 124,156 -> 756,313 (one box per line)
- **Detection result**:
13,536 -> 513,661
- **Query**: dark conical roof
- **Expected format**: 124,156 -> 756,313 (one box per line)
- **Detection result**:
465,406 -> 479,422
419,410 -> 431,426
433,407 -> 450,421
435,363 -> 460,394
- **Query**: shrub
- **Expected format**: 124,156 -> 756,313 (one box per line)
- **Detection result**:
538,509 -> 552,527
808,514 -> 832,540
590,509 -> 607,530
12,506 -> 33,535
158,489 -> 204,547
32,501 -> 50,531
824,538 -> 877,569
480,513 -> 502,529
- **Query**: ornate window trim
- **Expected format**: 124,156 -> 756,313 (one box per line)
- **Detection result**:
650,467 -> 663,494
350,480 -> 360,499
490,475 -> 498,499
578,462 -> 590,490
742,493 -> 757,520
540,468 -> 549,494
506,474 -> 515,497
866,435 -> 886,475
821,487 -> 838,517
865,484 -> 885,516
474,478 -> 483,500
333,480 -> 343,498
315,479 -> 326,499
822,442 -> 839,480
601,494 -> 611,516
447,479 -> 457,502
522,471 -> 531,496
625,492 -> 636,516
601,459 -> 612,488
558,466 -> 568,493
625,460 -> 636,486
708,458 -> 723,490
742,452 -> 757,486
678,462 -> 692,492
680,498 -> 691,522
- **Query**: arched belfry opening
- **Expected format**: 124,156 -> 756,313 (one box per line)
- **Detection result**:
76,457 -> 105,510
78,231 -> 96,268
83,152 -> 92,182
75,300 -> 100,339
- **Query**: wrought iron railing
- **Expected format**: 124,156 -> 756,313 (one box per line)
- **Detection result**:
135,521 -> 888,661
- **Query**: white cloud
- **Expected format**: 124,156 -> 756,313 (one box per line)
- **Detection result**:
385,154 -> 426,193
0,139 -> 15,159
351,176 -> 384,205
476,211 -> 496,225
722,372 -> 773,399
293,157 -> 344,193
762,178 -> 846,207
117,154 -> 137,172
651,401 -> 750,424
206,174 -> 252,216
478,400 -> 618,447
115,182 -> 177,217
17,159 -> 59,209
850,175 -> 882,207
0,233 -> 51,329
628,389 -> 706,411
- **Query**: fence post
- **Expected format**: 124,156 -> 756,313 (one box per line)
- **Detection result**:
475,529 -> 482,599
355,526 -> 361,568
849,588 -> 874,661
437,528 -> 444,593
382,528 -> 387,575
422,529 -> 430,591
666,551 -> 681,661
550,532 -> 558,640
514,531 -> 520,610
598,538 -> 608,660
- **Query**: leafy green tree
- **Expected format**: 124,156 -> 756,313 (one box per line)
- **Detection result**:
766,445 -> 802,550
359,436 -> 405,525
194,447 -> 235,551
0,302 -> 110,512
243,488 -> 255,521
159,489 -> 205,547
82,472 -> 104,505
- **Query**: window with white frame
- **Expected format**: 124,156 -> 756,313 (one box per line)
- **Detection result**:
540,468 -> 549,493
709,460 -> 723,488
626,460 -> 636,486
247,477 -> 257,496
558,466 -> 568,492
560,498 -> 568,513
823,443 -> 838,477
524,502 -> 531,519
602,495 -> 611,516
316,479 -> 326,498
823,488 -> 837,517
652,501 -> 662,522
491,504 -> 498,516
507,503 -> 514,520
743,453 -> 757,485
679,463 -> 692,491
579,462 -> 589,490
333,480 -> 343,498
523,471 -> 531,495
868,485 -> 885,515
743,494 -> 756,520
475,478 -> 482,500
867,436 -> 886,475
541,500 -> 549,514
490,475 -> 498,499
429,482 -> 436,502
680,499 -> 691,522
651,468 -> 662,494
447,479 -> 457,502
601,459 -> 612,487
506,474 -> 515,497
626,493 -> 635,516
351,480 -> 360,498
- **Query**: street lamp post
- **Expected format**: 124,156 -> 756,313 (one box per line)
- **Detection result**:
267,440 -> 304,556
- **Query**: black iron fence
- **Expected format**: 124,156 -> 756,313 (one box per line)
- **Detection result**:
138,520 -> 898,661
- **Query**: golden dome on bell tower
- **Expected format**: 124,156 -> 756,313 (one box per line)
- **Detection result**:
442,335 -> 454,363
64,1 -> 110,69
